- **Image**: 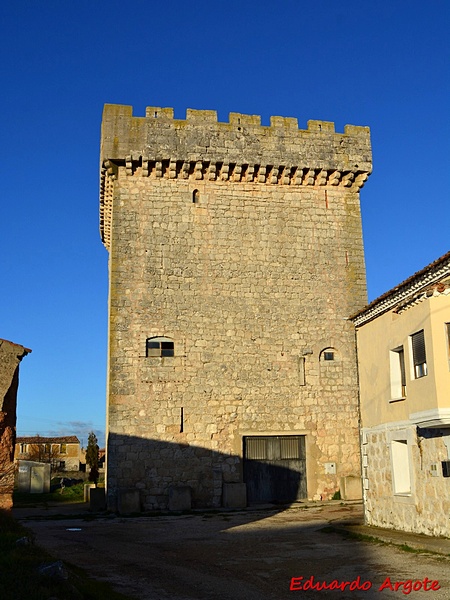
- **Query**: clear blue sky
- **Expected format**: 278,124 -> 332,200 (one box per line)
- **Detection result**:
1,1 -> 449,447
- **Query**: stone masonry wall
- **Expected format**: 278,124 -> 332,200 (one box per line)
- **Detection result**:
362,425 -> 450,537
100,105 -> 372,510
0,339 -> 30,510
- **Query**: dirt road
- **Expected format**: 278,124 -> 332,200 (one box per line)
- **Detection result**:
16,502 -> 450,599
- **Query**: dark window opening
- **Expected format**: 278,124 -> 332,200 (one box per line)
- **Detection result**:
146,338 -> 174,357
411,330 -> 427,378
192,189 -> 199,203
324,351 -> 334,361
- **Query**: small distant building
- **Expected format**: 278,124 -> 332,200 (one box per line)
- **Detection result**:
352,251 -> 450,537
15,435 -> 81,471
0,338 -> 31,510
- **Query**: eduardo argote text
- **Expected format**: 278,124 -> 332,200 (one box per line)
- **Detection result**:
290,575 -> 440,594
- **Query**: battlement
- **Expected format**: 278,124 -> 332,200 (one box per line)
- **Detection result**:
100,104 -> 372,173
100,104 -> 372,248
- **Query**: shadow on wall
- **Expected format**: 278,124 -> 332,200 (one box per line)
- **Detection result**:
107,433 -> 308,513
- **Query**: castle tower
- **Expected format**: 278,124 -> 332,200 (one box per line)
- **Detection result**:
100,104 -> 372,511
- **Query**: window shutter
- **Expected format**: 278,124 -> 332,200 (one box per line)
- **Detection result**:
411,330 -> 426,366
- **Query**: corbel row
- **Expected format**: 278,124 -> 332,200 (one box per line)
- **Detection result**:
125,157 -> 369,189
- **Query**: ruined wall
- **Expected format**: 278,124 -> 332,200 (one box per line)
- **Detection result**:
0,339 -> 30,510
100,105 -> 372,510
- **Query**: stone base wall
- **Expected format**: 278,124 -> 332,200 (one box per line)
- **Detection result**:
362,424 -> 450,537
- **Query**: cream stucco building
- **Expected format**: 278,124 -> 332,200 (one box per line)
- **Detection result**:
352,251 -> 450,537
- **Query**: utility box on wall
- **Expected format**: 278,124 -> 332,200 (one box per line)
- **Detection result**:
16,460 -> 51,493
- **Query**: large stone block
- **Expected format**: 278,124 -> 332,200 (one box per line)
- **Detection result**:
340,475 -> 362,500
168,485 -> 191,511
223,483 -> 247,508
117,488 -> 141,514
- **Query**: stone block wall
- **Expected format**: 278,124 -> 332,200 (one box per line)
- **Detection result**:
0,339 -> 30,510
100,105 -> 372,510
362,425 -> 450,537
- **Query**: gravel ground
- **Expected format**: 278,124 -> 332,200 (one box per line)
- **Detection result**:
15,502 -> 450,599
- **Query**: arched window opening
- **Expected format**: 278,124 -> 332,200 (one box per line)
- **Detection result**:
146,336 -> 174,357
320,347 -> 337,362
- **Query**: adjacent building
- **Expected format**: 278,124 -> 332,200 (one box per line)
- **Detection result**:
352,251 -> 450,537
100,104 -> 372,511
15,435 -> 81,471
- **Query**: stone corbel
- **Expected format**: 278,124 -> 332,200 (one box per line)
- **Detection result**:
329,171 -> 341,186
104,160 -> 118,180
305,169 -> 316,185
142,156 -> 149,177
125,155 -> 133,176
169,160 -> 177,179
342,172 -> 354,187
258,166 -> 266,183
270,167 -> 279,184
233,165 -> 242,182
317,170 -> 328,186
208,163 -> 216,181
293,168 -> 304,185
355,172 -> 369,189
282,166 -> 291,185
194,161 -> 203,180
221,163 -> 229,181
181,162 -> 190,179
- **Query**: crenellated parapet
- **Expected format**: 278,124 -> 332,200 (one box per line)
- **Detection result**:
101,104 -> 372,172
100,104 -> 372,247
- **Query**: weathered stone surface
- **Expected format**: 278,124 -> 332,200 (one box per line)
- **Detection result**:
168,485 -> 191,511
0,339 -> 31,510
100,104 -> 372,511
223,483 -> 247,508
340,475 -> 362,500
89,487 -> 106,512
117,488 -> 140,514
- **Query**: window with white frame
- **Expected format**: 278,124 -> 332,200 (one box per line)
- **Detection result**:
391,439 -> 411,494
411,330 -> 427,378
389,346 -> 406,400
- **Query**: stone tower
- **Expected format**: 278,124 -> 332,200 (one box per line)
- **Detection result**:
100,104 -> 372,511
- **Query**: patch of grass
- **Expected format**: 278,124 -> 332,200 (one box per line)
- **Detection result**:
13,482 -> 85,507
0,510 -> 132,600
320,525 -> 450,558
